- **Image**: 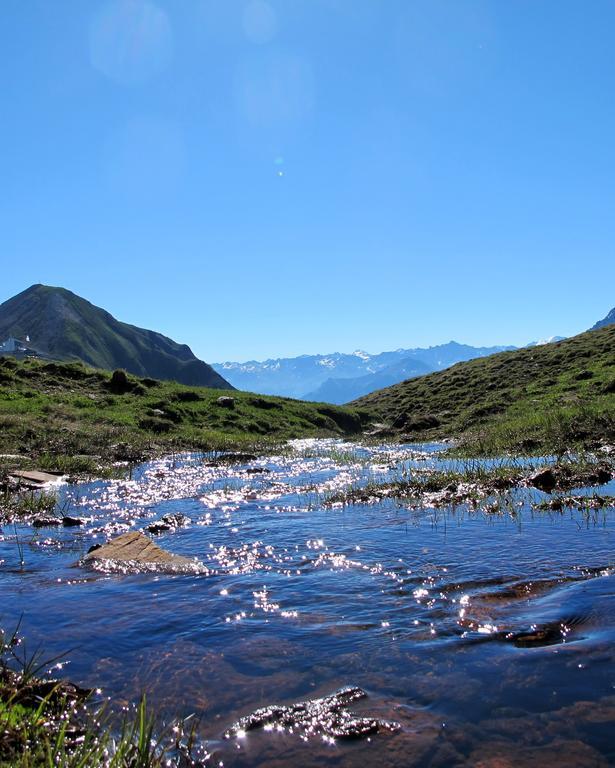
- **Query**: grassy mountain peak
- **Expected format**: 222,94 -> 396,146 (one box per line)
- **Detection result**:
0,284 -> 231,389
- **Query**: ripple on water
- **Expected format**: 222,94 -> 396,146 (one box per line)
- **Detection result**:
0,442 -> 614,766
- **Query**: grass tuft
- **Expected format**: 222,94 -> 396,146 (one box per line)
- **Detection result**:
0,626 -> 206,767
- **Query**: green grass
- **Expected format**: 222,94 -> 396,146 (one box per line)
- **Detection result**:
0,691 -> 193,768
0,356 -> 370,464
0,487 -> 58,519
0,626 -> 203,767
354,324 -> 615,455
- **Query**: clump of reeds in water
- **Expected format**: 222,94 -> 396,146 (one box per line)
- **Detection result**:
0,625 -> 207,767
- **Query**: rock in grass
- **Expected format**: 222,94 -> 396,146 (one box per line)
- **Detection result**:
528,464 -> 612,493
10,469 -> 63,487
216,396 -> 235,409
205,452 -> 257,466
528,468 -> 557,493
83,531 -> 194,568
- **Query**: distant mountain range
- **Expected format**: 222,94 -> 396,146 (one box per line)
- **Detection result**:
214,342 -> 517,403
2,285 -> 610,404
0,285 -> 232,389
592,306 -> 615,330
304,357 -> 433,403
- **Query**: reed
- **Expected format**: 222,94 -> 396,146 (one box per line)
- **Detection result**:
0,627 -> 205,767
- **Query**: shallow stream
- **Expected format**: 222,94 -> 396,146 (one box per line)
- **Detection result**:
1,440 -> 614,766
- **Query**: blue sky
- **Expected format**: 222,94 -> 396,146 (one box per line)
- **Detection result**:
2,0 -> 614,362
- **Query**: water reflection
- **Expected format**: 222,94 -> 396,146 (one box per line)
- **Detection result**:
0,440 -> 613,766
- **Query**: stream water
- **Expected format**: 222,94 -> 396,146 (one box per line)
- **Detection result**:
1,440 -> 614,766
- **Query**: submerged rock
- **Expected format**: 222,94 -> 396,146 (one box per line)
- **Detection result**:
146,522 -> 172,534
507,622 -> 570,648
62,516 -> 84,527
32,516 -> 61,528
146,513 -> 191,534
224,685 -> 398,740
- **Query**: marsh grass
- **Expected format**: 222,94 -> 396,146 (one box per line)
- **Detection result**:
533,492 -> 615,512
458,401 -> 615,457
326,454 -> 614,507
0,487 -> 61,527
326,463 -> 523,505
291,443 -> 372,466
5,488 -> 58,515
0,627 -> 206,767
33,453 -> 125,479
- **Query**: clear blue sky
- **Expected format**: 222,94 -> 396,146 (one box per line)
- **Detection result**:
2,0 -> 614,362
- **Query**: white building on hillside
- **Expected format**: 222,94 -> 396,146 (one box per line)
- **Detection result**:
0,337 -> 27,353
0,337 -> 43,357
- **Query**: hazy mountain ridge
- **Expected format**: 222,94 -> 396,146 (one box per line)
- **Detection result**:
305,342 -> 521,403
214,350 -> 388,398
214,342 -> 517,401
304,357 -> 432,404
0,285 -> 232,389
592,306 -> 615,330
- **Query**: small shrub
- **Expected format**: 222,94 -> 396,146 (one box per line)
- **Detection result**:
138,417 -> 173,434
575,369 -> 593,381
108,369 -> 132,394
405,414 -> 440,432
43,361 -> 89,381
174,390 -> 201,403
316,407 -> 362,434
248,397 -> 281,410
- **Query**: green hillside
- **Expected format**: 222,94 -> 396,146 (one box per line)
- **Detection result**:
0,285 -> 231,389
0,357 -> 368,463
354,325 -> 615,455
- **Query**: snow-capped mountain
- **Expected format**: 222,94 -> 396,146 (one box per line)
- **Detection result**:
213,342 -> 516,401
591,306 -> 615,330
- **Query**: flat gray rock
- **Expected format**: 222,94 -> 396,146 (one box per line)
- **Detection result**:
83,531 -> 197,570
10,469 -> 63,487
